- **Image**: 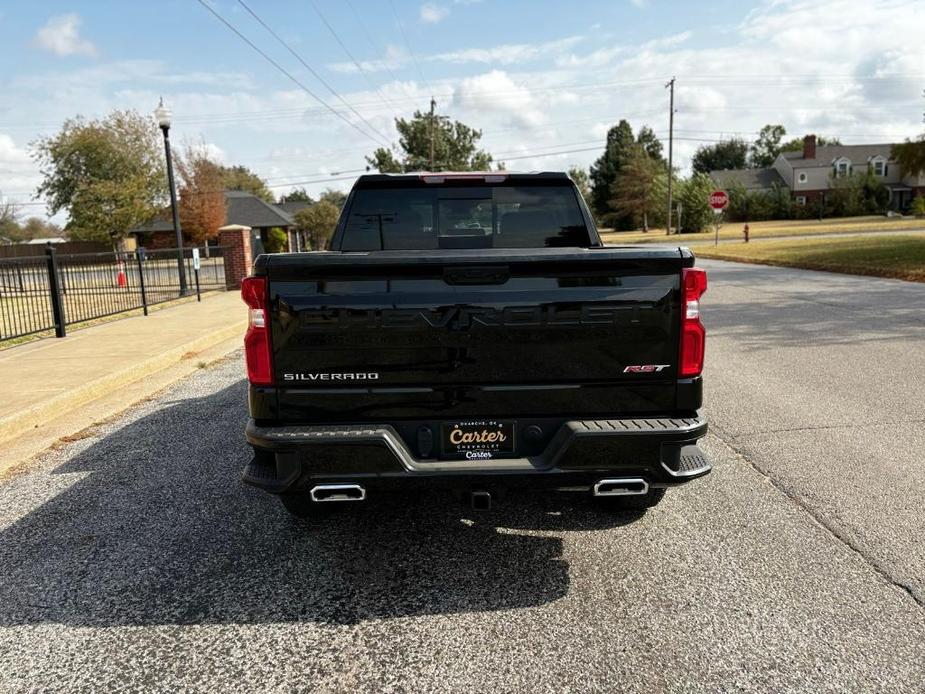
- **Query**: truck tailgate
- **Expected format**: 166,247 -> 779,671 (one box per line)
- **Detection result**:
263,247 -> 690,421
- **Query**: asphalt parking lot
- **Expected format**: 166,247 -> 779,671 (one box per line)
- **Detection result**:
1,260 -> 923,692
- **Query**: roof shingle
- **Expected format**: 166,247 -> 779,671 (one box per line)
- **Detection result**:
782,143 -> 895,167
709,167 -> 786,191
132,190 -> 294,234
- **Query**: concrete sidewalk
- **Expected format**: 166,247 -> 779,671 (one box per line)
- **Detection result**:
0,291 -> 246,470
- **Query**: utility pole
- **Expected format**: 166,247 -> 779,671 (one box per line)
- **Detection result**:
665,77 -> 675,235
429,96 -> 436,171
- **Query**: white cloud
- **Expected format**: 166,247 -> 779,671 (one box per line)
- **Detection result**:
629,0 -> 648,6
641,31 -> 692,50
420,3 -> 450,23
13,60 -> 255,93
0,132 -> 47,216
6,0 -> 925,215
328,45 -> 409,74
454,70 -> 545,128
331,37 -> 582,73
558,31 -> 690,68
0,134 -> 31,167
432,36 -> 583,65
33,13 -> 96,57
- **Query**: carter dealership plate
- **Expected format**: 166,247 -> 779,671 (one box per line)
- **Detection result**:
442,420 -> 515,460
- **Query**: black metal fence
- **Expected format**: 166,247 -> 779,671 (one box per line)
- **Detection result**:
0,245 -> 227,342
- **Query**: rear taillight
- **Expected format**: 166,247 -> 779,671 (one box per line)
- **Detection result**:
241,276 -> 273,385
679,267 -> 707,377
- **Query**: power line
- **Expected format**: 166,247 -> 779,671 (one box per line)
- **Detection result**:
234,0 -> 391,146
308,0 -> 404,121
195,0 -> 387,146
0,129 -> 906,204
343,0 -> 420,103
388,0 -> 431,93
3,80 -> 921,132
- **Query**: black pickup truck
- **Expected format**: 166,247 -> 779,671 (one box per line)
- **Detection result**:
241,172 -> 709,518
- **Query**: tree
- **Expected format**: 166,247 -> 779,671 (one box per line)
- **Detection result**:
892,91 -> 925,177
767,182 -> 793,219
912,195 -> 925,218
827,170 -> 889,217
0,198 -> 20,242
725,182 -> 772,222
278,187 -> 314,204
635,125 -> 664,162
366,109 -> 493,173
589,120 -> 635,222
19,217 -> 63,242
318,188 -> 347,210
264,227 -> 289,253
294,200 -> 340,250
608,145 -> 665,231
691,139 -> 749,174
674,173 -> 716,233
781,135 -> 842,152
219,165 -> 273,202
32,110 -> 166,245
750,124 -> 787,167
568,166 -> 592,204
176,143 -> 226,244
892,135 -> 925,177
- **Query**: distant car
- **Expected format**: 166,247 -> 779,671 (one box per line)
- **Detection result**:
240,172 -> 710,518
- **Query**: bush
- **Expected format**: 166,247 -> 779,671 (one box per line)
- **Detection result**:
912,195 -> 925,218
827,170 -> 888,217
675,173 -> 716,233
726,181 -> 775,222
264,227 -> 289,253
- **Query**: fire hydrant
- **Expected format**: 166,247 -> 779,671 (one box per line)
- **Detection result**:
743,223 -> 750,243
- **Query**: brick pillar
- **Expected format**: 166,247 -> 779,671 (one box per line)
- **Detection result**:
218,224 -> 252,290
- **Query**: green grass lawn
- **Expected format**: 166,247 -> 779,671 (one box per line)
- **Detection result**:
600,215 -> 925,245
694,234 -> 925,282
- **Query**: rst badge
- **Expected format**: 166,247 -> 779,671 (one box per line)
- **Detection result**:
623,365 -> 671,373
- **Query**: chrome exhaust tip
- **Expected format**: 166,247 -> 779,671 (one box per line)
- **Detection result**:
593,478 -> 649,497
310,484 -> 366,502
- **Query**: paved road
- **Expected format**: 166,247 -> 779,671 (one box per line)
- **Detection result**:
1,261 -> 924,692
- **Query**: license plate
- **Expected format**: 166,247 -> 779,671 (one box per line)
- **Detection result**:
442,420 -> 515,460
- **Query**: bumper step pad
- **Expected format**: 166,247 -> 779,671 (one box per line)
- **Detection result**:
661,443 -> 712,478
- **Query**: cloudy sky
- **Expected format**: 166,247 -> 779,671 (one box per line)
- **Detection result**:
1,0 -> 923,220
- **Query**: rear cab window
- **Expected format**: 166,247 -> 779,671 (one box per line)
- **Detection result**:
338,176 -> 593,251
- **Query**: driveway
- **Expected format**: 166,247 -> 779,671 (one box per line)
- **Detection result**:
1,260 -> 923,692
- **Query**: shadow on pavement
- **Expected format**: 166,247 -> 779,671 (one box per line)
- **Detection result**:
0,378 -> 645,628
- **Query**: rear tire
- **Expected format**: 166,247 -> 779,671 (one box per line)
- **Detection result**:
593,487 -> 666,512
279,494 -> 333,520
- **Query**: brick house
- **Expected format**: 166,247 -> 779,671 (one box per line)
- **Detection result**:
711,135 -> 925,213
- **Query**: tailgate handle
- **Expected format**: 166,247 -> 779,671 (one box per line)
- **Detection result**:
443,266 -> 509,285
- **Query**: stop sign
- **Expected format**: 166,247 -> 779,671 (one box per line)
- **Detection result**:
709,190 -> 729,210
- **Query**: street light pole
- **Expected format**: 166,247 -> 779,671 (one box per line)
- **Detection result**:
154,98 -> 188,295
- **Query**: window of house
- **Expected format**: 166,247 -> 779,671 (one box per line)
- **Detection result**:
872,159 -> 886,176
798,172 -> 807,183
835,160 -> 850,177
795,195 -> 807,206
